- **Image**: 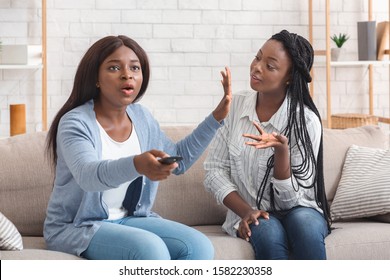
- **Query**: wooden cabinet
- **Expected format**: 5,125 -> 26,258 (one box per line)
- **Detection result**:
0,0 -> 47,131
308,0 -> 390,128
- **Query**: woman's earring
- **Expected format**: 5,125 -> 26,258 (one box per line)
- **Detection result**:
96,82 -> 100,88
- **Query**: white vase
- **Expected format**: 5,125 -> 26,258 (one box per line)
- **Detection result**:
331,48 -> 344,61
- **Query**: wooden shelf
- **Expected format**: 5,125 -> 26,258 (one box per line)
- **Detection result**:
378,116 -> 390,124
314,60 -> 390,67
0,45 -> 44,70
0,64 -> 43,70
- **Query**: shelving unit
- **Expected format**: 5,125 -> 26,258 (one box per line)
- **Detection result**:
308,0 -> 390,128
0,0 -> 47,131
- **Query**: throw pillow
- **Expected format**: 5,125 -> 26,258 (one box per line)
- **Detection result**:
330,145 -> 390,221
0,212 -> 23,250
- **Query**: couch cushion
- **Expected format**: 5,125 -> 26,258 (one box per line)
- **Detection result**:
1,248 -> 83,260
323,126 -> 388,202
330,145 -> 390,221
1,237 -> 83,260
325,220 -> 390,259
193,225 -> 255,259
0,132 -> 53,236
153,125 -> 227,226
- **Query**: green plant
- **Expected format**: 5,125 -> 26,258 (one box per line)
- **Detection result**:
331,33 -> 349,48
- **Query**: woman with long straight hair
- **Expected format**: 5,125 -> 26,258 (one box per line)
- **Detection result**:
44,35 -> 232,260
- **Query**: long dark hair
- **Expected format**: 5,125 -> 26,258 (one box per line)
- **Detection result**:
256,30 -> 332,231
46,35 -> 150,165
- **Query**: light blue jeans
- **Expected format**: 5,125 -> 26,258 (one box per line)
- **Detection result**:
81,216 -> 214,260
249,206 -> 329,260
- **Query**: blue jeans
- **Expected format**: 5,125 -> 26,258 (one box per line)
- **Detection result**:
81,216 -> 214,260
249,206 -> 329,260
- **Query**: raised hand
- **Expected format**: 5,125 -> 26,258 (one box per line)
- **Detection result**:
212,66 -> 232,123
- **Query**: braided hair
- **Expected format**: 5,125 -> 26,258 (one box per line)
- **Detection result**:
256,30 -> 332,231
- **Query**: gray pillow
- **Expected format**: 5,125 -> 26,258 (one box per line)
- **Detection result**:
331,145 -> 390,221
0,212 -> 23,251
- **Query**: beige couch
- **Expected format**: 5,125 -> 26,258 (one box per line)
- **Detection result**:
1,125 -> 390,260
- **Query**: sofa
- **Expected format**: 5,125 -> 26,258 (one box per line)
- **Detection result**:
1,125 -> 390,260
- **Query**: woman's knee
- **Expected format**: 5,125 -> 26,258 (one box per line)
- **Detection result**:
285,207 -> 328,238
251,216 -> 286,242
167,227 -> 214,260
131,232 -> 172,260
191,231 -> 214,260
249,216 -> 289,259
83,223 -> 171,260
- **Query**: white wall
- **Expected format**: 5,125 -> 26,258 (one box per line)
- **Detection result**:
0,0 -> 389,136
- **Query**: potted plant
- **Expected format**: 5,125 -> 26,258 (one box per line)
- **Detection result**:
330,33 -> 349,61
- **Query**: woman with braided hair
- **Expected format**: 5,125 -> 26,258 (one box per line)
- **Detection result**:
204,30 -> 331,260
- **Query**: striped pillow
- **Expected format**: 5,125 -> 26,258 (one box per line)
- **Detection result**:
330,145 -> 390,221
0,212 -> 23,250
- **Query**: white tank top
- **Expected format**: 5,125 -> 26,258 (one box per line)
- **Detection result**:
97,120 -> 141,220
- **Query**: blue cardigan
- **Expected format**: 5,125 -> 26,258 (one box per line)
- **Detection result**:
43,99 -> 222,256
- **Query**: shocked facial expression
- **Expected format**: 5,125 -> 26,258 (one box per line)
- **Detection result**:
97,45 -> 143,108
250,39 -> 292,96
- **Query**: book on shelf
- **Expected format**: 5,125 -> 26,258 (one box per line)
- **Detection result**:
377,21 -> 389,60
357,21 -> 377,61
